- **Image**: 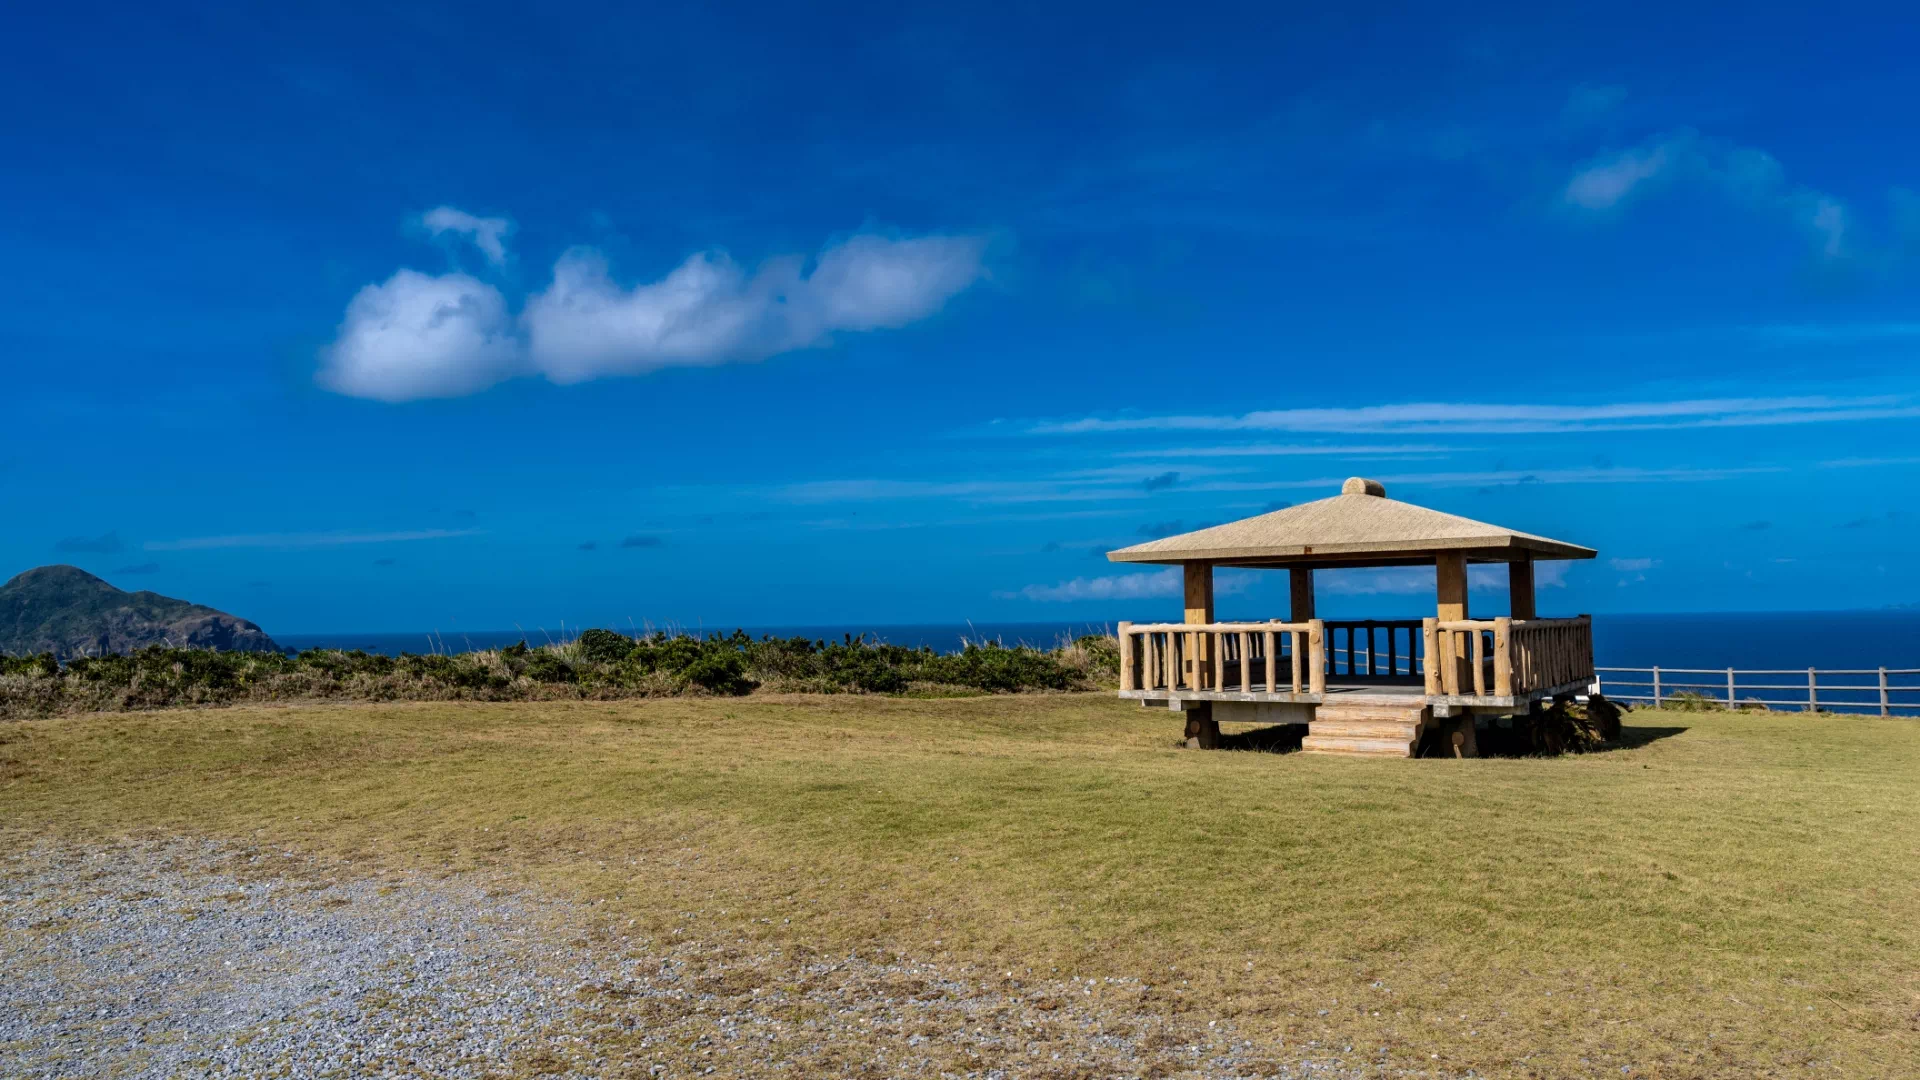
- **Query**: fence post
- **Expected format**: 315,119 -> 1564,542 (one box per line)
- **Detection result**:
1421,618 -> 1440,696
1117,622 -> 1133,692
1727,668 -> 1735,710
1807,668 -> 1817,714
1308,619 -> 1327,697
1652,666 -> 1662,708
1882,668 -> 1891,718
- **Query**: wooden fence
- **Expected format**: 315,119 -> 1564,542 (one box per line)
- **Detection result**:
1423,615 -> 1594,699
1118,621 -> 1324,695
1593,667 -> 1920,716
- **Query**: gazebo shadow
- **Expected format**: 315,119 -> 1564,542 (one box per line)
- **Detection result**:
1614,724 -> 1688,749
1218,724 -> 1308,754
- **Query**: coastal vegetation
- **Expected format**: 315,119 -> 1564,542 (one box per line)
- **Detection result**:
4,697 -> 1913,1077
0,629 -> 1121,718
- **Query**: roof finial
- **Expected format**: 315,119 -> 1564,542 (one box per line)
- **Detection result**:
1342,477 -> 1386,497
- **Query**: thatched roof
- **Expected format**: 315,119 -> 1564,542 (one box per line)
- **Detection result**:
1107,477 -> 1596,568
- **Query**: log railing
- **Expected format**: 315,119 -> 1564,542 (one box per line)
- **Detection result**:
1117,620 -> 1325,696
1422,615 -> 1593,698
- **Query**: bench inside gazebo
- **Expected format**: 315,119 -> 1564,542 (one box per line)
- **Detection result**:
1110,477 -> 1597,757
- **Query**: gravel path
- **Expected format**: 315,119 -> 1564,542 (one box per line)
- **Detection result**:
2,840 -> 1365,1078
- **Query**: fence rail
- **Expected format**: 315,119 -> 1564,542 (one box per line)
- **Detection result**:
1593,666 -> 1920,716
1118,620 -> 1325,696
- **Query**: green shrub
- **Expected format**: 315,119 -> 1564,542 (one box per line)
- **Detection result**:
0,653 -> 59,678
574,628 -> 637,665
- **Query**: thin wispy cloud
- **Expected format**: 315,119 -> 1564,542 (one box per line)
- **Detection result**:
422,206 -> 512,266
320,225 -> 989,402
1745,323 -> 1920,344
778,463 -> 1782,509
1114,443 -> 1457,459
1028,396 -> 1915,436
1562,130 -> 1851,258
778,478 -> 1152,505
54,530 -> 124,554
1560,83 -> 1627,127
145,529 -> 481,551
1186,465 -> 1782,494
1819,455 -> 1920,469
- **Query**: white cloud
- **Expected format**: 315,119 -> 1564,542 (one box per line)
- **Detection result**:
317,270 -> 522,402
1608,557 -> 1658,572
1563,131 -> 1852,257
1006,567 -> 1255,603
1008,568 -> 1182,602
1564,141 -> 1673,209
423,207 -> 512,266
321,229 -> 988,402
1318,567 -> 1434,596
147,529 -> 481,551
1029,396 -> 1916,435
523,234 -> 985,383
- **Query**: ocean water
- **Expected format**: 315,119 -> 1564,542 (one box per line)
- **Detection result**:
274,611 -> 1920,670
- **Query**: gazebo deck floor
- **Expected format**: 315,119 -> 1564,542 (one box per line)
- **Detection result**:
1119,675 -> 1590,714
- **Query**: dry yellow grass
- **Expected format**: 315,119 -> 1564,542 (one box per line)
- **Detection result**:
4,694 -> 1917,1077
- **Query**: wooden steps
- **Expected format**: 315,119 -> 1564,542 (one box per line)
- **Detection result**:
1302,700 -> 1429,758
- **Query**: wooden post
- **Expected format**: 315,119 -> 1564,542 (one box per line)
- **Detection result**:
1807,668 -> 1817,714
1726,667 -> 1735,711
1307,619 -> 1326,696
1289,567 -> 1315,622
1882,668 -> 1891,717
1181,562 -> 1217,745
1435,553 -> 1468,621
1508,558 -> 1536,620
1436,552 -> 1468,693
1184,562 -> 1214,689
1117,622 -> 1133,691
1263,630 -> 1276,693
1493,617 -> 1513,697
1421,617 -> 1440,696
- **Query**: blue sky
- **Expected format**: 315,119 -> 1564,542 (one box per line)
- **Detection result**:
5,3 -> 1919,633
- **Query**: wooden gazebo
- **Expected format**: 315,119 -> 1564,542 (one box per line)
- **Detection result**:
1109,477 -> 1597,757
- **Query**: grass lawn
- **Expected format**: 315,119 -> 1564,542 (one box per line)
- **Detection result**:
3,694 -> 1916,1077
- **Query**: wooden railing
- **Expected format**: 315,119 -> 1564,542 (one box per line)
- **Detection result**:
1594,667 -> 1920,716
1321,619 -> 1425,679
1423,615 -> 1593,699
1118,620 -> 1325,696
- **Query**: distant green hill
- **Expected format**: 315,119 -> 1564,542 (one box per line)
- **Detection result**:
0,565 -> 280,658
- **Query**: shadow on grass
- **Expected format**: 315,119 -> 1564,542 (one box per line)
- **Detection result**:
1614,725 -> 1688,749
1218,724 -> 1307,754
